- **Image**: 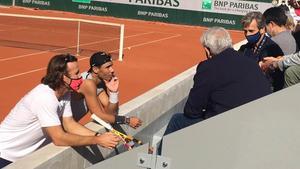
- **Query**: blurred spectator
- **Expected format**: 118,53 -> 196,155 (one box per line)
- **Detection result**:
261,6 -> 298,91
292,24 -> 300,48
263,6 -> 297,54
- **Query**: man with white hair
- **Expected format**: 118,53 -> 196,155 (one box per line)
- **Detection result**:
163,27 -> 272,136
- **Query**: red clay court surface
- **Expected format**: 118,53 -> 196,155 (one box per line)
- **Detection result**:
0,6 -> 244,124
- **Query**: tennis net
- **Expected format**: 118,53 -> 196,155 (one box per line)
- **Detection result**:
0,13 -> 125,61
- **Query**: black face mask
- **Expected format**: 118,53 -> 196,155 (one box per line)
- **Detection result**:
246,31 -> 261,44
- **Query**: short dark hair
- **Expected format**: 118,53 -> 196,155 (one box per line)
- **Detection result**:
241,12 -> 265,30
88,51 -> 112,72
90,51 -> 112,67
263,7 -> 287,27
41,54 -> 77,90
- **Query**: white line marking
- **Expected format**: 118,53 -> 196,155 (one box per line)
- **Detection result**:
125,34 -> 181,49
0,31 -> 155,62
0,56 -> 98,81
0,67 -> 46,81
0,51 -> 51,62
0,27 -> 28,32
0,33 -> 181,81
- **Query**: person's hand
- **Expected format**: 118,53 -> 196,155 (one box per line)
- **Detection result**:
262,56 -> 283,71
260,57 -> 279,72
105,76 -> 119,92
260,59 -> 273,72
96,132 -> 120,149
128,117 -> 142,129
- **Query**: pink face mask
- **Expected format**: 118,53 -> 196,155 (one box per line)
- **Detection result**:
69,77 -> 83,91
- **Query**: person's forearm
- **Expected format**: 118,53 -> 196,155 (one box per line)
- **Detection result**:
92,110 -> 115,123
105,102 -> 119,115
44,126 -> 97,146
278,51 -> 300,70
54,132 -> 97,146
63,117 -> 96,136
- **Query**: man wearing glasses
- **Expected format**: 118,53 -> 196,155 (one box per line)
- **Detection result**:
0,54 -> 120,168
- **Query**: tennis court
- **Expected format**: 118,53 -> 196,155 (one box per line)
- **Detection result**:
0,6 -> 245,123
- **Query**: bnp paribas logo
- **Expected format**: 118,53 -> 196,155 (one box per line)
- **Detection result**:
202,0 -> 212,10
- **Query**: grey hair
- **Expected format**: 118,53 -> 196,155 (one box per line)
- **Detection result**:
200,27 -> 232,56
241,11 -> 265,29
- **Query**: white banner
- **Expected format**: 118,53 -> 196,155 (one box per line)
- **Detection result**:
92,0 -> 273,16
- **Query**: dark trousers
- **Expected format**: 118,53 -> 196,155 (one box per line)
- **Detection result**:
158,113 -> 203,154
268,69 -> 284,92
164,113 -> 204,135
0,157 -> 12,168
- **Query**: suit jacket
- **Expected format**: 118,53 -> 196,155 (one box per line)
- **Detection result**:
184,48 -> 272,119
239,35 -> 285,91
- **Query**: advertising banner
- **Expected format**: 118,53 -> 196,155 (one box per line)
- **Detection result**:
91,0 -> 273,16
0,0 -> 13,5
10,0 -> 273,30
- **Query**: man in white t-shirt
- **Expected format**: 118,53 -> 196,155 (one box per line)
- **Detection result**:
0,54 -> 120,168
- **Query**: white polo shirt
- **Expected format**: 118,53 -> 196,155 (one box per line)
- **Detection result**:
0,84 -> 72,162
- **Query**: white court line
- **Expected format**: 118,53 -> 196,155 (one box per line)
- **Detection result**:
79,31 -> 156,47
125,34 -> 181,49
0,31 -> 155,62
0,67 -> 46,81
0,33 -> 181,81
0,57 -> 90,81
0,27 -> 29,32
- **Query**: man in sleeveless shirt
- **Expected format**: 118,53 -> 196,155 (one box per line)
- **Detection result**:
72,51 -> 142,128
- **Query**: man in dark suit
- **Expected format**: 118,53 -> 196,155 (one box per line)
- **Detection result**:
164,27 -> 272,136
